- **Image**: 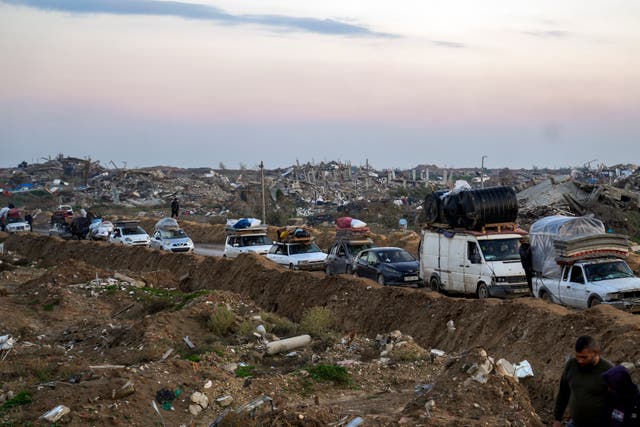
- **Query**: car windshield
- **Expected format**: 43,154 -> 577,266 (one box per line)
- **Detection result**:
376,249 -> 415,263
241,235 -> 273,246
122,227 -> 147,236
585,261 -> 634,282
7,217 -> 26,224
347,243 -> 373,255
289,243 -> 322,254
163,229 -> 187,238
479,238 -> 521,261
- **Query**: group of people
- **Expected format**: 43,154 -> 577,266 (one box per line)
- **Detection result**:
554,336 -> 640,427
0,203 -> 33,232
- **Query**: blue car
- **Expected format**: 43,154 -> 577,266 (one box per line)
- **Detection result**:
352,247 -> 423,287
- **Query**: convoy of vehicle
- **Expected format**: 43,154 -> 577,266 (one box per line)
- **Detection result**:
353,247 -> 422,286
325,221 -> 374,275
267,241 -> 327,270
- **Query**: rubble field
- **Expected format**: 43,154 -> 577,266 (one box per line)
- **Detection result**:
1,234 -> 640,426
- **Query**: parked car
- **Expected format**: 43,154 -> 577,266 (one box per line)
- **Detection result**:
353,247 -> 422,286
58,205 -> 74,217
4,216 -> 31,234
325,239 -> 374,275
109,221 -> 151,246
267,242 -> 327,270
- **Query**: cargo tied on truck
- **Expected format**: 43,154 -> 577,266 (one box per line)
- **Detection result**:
530,215 -> 640,312
223,218 -> 273,258
419,185 -> 530,298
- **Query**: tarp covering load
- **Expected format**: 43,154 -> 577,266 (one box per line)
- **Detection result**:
155,217 -> 180,231
529,215 -> 628,278
227,218 -> 261,229
277,226 -> 312,243
335,217 -> 371,241
424,186 -> 518,230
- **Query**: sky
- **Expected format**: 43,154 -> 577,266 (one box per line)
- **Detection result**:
1,0 -> 639,170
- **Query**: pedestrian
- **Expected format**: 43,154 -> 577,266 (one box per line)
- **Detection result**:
24,211 -> 33,232
171,197 -> 179,218
554,335 -> 613,427
603,365 -> 640,427
519,235 -> 533,294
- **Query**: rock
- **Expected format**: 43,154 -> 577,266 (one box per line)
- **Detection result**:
189,404 -> 203,416
216,395 -> 233,407
191,391 -> 209,409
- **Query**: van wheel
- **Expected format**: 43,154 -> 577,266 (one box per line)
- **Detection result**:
430,277 -> 440,292
589,296 -> 603,308
477,283 -> 490,299
377,275 -> 386,286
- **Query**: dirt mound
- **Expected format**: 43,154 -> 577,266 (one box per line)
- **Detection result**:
4,234 -> 640,425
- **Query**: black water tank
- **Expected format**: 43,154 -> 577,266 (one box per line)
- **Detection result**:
423,190 -> 448,224
457,186 -> 518,229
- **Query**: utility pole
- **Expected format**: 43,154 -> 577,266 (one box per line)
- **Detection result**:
260,161 -> 266,224
481,155 -> 488,189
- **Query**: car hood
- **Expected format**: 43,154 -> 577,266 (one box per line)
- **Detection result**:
591,277 -> 640,293
164,237 -> 192,245
488,260 -> 525,276
290,253 -> 327,262
384,261 -> 419,273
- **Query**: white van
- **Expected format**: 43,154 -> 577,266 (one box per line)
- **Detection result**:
419,229 -> 529,298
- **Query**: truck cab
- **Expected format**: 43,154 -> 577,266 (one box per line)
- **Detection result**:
420,228 -> 529,298
534,259 -> 640,311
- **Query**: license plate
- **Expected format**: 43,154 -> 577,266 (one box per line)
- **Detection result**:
404,276 -> 418,282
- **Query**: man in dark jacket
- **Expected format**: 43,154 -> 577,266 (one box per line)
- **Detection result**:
519,236 -> 533,294
171,197 -> 179,218
554,335 -> 613,427
603,365 -> 640,426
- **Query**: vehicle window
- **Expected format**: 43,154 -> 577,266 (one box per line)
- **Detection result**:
337,245 -> 346,257
467,242 -> 482,264
562,266 -> 570,281
162,229 -> 186,238
585,261 -> 635,282
347,243 -> 372,256
288,243 -> 322,255
366,252 -> 379,264
329,245 -> 338,256
241,235 -> 273,246
478,238 -> 521,261
378,249 -> 415,263
570,266 -> 585,284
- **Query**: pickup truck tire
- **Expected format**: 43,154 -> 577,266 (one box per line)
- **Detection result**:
477,283 -> 490,299
540,290 -> 551,302
589,296 -> 603,308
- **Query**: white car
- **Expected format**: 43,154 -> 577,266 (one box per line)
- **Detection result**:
5,218 -> 31,233
88,220 -> 114,240
224,233 -> 273,258
109,221 -> 151,246
150,228 -> 194,253
267,242 -> 327,270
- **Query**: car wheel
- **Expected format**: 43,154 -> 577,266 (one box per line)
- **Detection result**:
589,296 -> 603,308
377,274 -> 385,286
289,263 -> 295,270
325,265 -> 331,276
417,279 -> 425,288
430,277 -> 440,292
345,265 -> 352,275
540,291 -> 551,302
477,283 -> 490,299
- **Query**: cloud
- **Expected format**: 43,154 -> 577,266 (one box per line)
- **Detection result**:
430,40 -> 467,49
523,30 -> 570,39
2,0 -> 394,37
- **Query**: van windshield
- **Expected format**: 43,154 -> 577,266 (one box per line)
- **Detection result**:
479,238 -> 521,262
584,261 -> 634,282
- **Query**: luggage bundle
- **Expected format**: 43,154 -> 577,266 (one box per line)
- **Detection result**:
335,217 -> 370,241
277,226 -> 312,243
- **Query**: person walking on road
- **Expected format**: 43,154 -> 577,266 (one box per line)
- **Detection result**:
603,365 -> 640,427
519,235 -> 533,294
554,335 -> 613,427
171,197 -> 179,218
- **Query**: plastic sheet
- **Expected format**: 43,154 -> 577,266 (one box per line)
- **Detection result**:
529,215 -> 605,278
155,217 -> 180,231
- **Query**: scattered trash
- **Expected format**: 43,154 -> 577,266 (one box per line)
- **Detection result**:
266,334 -> 311,355
155,388 -> 176,410
446,320 -> 456,332
216,395 -> 233,407
160,348 -> 174,361
191,391 -> 209,409
151,400 -> 166,427
183,336 -> 196,349
345,416 -> 364,427
204,380 -> 213,389
112,380 -> 135,400
514,360 -> 534,378
236,395 -> 274,416
414,383 -> 433,395
41,405 -> 70,423
256,324 -> 267,337
0,334 -> 14,350
495,358 -> 516,379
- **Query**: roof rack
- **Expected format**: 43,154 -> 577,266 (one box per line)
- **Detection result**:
225,225 -> 268,235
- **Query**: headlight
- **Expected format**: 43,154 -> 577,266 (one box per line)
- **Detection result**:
187,239 -> 193,245
496,277 -> 507,283
606,293 -> 621,301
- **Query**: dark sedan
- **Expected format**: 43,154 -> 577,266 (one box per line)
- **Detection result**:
352,247 -> 423,286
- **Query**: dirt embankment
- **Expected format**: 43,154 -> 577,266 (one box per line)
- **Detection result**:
5,233 -> 640,424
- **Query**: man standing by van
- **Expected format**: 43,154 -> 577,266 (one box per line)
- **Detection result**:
519,236 -> 533,294
553,335 -> 613,427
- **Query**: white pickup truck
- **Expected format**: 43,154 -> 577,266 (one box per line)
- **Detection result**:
533,258 -> 640,312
